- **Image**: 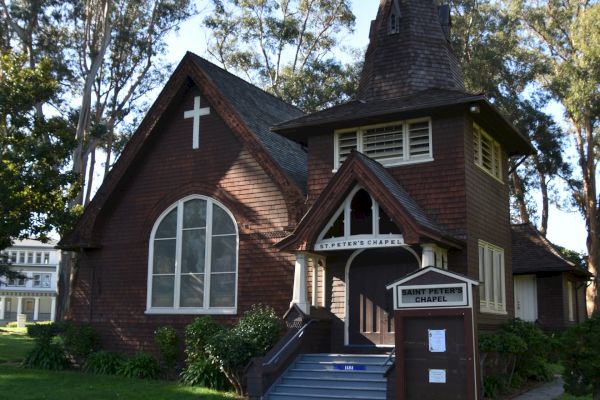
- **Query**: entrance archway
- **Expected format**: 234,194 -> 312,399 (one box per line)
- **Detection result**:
345,247 -> 420,346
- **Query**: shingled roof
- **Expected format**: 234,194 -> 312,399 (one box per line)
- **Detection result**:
277,150 -> 462,252
188,54 -> 307,190
511,224 -> 591,277
357,0 -> 464,101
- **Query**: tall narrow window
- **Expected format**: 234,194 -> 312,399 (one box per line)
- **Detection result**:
147,196 -> 238,314
473,124 -> 502,181
567,281 -> 575,322
478,240 -> 506,313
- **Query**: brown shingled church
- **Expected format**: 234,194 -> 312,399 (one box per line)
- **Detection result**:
59,1 -> 576,399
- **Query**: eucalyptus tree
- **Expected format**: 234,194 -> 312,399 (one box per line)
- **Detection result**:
514,0 -> 599,312
203,0 -> 359,112
449,0 -> 568,235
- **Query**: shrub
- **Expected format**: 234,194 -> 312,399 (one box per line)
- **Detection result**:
560,313 -> 600,398
205,304 -> 282,396
23,342 -> 70,370
180,357 -> 230,390
27,323 -> 60,344
118,352 -> 160,380
84,351 -> 125,375
154,326 -> 179,371
60,321 -> 100,363
181,316 -> 229,390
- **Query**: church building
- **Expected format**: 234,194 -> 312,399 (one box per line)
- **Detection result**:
60,0 -> 533,398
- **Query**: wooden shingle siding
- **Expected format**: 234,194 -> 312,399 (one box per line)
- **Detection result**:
68,88 -> 295,353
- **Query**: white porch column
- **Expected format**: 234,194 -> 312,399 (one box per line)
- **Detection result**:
50,297 -> 56,322
0,297 -> 5,320
291,252 -> 310,314
421,243 -> 436,268
16,296 -> 23,315
33,297 -> 40,321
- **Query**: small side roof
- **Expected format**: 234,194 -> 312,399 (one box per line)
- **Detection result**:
511,223 -> 591,277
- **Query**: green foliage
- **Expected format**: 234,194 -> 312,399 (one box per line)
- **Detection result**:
480,319 -> 555,398
204,304 -> 282,395
154,326 -> 179,370
23,342 -> 70,370
0,52 -> 78,251
181,317 -> 228,390
59,321 -> 100,363
180,357 -> 230,391
560,313 -> 600,397
83,351 -> 125,375
203,0 -> 359,112
117,352 -> 160,380
26,322 -> 60,345
184,316 -> 224,363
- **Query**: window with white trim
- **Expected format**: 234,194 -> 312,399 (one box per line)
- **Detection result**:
334,119 -> 432,169
478,241 -> 506,313
147,196 -> 238,314
473,124 -> 502,181
567,280 -> 575,322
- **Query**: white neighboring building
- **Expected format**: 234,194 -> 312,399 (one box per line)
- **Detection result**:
0,239 -> 59,324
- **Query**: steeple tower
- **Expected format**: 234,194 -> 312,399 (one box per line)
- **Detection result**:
357,0 -> 465,101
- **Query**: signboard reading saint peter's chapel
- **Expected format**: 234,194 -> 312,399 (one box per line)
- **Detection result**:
396,283 -> 467,308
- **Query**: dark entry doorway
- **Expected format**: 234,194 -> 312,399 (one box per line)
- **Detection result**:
348,248 -> 419,346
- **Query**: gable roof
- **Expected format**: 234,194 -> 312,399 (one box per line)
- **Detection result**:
60,53 -> 307,249
357,0 -> 464,101
511,223 -> 591,277
277,150 -> 463,252
188,54 -> 306,190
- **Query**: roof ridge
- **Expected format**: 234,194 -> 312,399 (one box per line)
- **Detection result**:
186,52 -> 304,115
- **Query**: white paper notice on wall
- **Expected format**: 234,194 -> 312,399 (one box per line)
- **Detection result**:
428,329 -> 446,352
429,369 -> 447,383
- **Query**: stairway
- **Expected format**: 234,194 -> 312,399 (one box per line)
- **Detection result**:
263,353 -> 389,400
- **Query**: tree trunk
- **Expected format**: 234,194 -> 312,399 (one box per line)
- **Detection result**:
84,146 -> 96,206
533,154 -> 549,236
511,166 -> 530,224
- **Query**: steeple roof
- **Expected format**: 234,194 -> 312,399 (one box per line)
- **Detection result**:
357,0 -> 464,101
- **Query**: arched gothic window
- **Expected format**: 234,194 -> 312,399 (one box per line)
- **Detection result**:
146,196 -> 238,314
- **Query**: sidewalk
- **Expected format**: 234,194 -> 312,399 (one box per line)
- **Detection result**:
511,377 -> 564,400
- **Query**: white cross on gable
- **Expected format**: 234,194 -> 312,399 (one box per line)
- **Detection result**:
183,96 -> 210,149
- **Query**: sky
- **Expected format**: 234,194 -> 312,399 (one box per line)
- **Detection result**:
142,1 -> 590,253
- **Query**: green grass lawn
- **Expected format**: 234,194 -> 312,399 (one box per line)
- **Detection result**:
0,327 -> 34,363
0,329 -> 236,399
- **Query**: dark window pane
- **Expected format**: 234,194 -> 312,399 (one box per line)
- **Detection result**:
211,235 -> 236,272
156,209 -> 177,238
212,204 -> 235,235
153,239 -> 176,274
181,229 -> 206,273
379,207 -> 401,234
180,274 -> 204,307
324,212 -> 344,239
152,275 -> 174,307
183,199 -> 206,229
210,273 -> 235,307
350,189 -> 373,235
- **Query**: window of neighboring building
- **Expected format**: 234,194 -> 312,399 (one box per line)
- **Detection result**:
10,252 -> 17,263
42,274 -> 51,288
334,118 -> 432,169
33,274 -> 41,287
146,196 -> 238,315
473,124 -> 502,181
35,252 -> 42,264
18,252 -> 25,264
27,252 -> 33,264
478,240 -> 506,314
43,252 -> 50,264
